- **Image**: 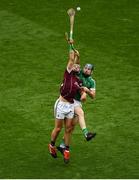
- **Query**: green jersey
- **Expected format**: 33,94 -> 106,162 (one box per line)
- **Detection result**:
75,70 -> 96,101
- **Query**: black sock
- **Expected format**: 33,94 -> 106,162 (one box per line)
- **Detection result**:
51,141 -> 55,146
65,145 -> 69,150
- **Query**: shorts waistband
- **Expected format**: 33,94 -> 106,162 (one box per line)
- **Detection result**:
59,95 -> 72,104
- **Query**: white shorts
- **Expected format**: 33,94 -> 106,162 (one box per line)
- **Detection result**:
54,99 -> 74,120
73,99 -> 82,108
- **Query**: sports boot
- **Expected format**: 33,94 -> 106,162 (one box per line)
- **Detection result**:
85,132 -> 96,141
57,146 -> 64,155
63,149 -> 70,164
48,144 -> 57,158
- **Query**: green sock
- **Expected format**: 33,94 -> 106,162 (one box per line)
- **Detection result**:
82,128 -> 89,136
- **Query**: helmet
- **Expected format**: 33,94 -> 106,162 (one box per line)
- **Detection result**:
84,64 -> 94,71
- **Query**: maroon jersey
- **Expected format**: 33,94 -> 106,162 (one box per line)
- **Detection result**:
60,69 -> 82,103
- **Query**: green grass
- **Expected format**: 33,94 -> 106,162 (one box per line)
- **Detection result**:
0,0 -> 139,178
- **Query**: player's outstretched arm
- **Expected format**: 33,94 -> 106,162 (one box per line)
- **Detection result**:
65,33 -> 80,64
81,87 -> 96,99
74,50 -> 80,65
88,89 -> 96,99
80,91 -> 87,102
67,39 -> 76,71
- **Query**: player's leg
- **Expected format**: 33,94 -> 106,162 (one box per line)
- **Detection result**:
64,118 -> 73,146
48,119 -> 63,158
57,115 -> 78,154
75,106 -> 86,129
62,104 -> 75,164
48,98 -> 64,158
63,118 -> 73,163
74,106 -> 96,141
71,114 -> 79,131
51,119 -> 63,144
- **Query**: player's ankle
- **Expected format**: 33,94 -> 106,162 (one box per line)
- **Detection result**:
50,141 -> 55,146
82,128 -> 88,137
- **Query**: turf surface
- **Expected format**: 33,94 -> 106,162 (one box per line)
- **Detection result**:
0,0 -> 139,178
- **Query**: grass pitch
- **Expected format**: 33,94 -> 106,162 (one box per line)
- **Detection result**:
0,0 -> 139,178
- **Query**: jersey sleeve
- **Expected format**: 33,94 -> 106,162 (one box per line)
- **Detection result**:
89,79 -> 96,90
66,67 -> 73,73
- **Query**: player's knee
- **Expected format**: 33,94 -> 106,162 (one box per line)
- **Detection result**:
65,126 -> 72,133
78,110 -> 84,117
71,124 -> 75,131
55,127 -> 62,133
75,108 -> 84,117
